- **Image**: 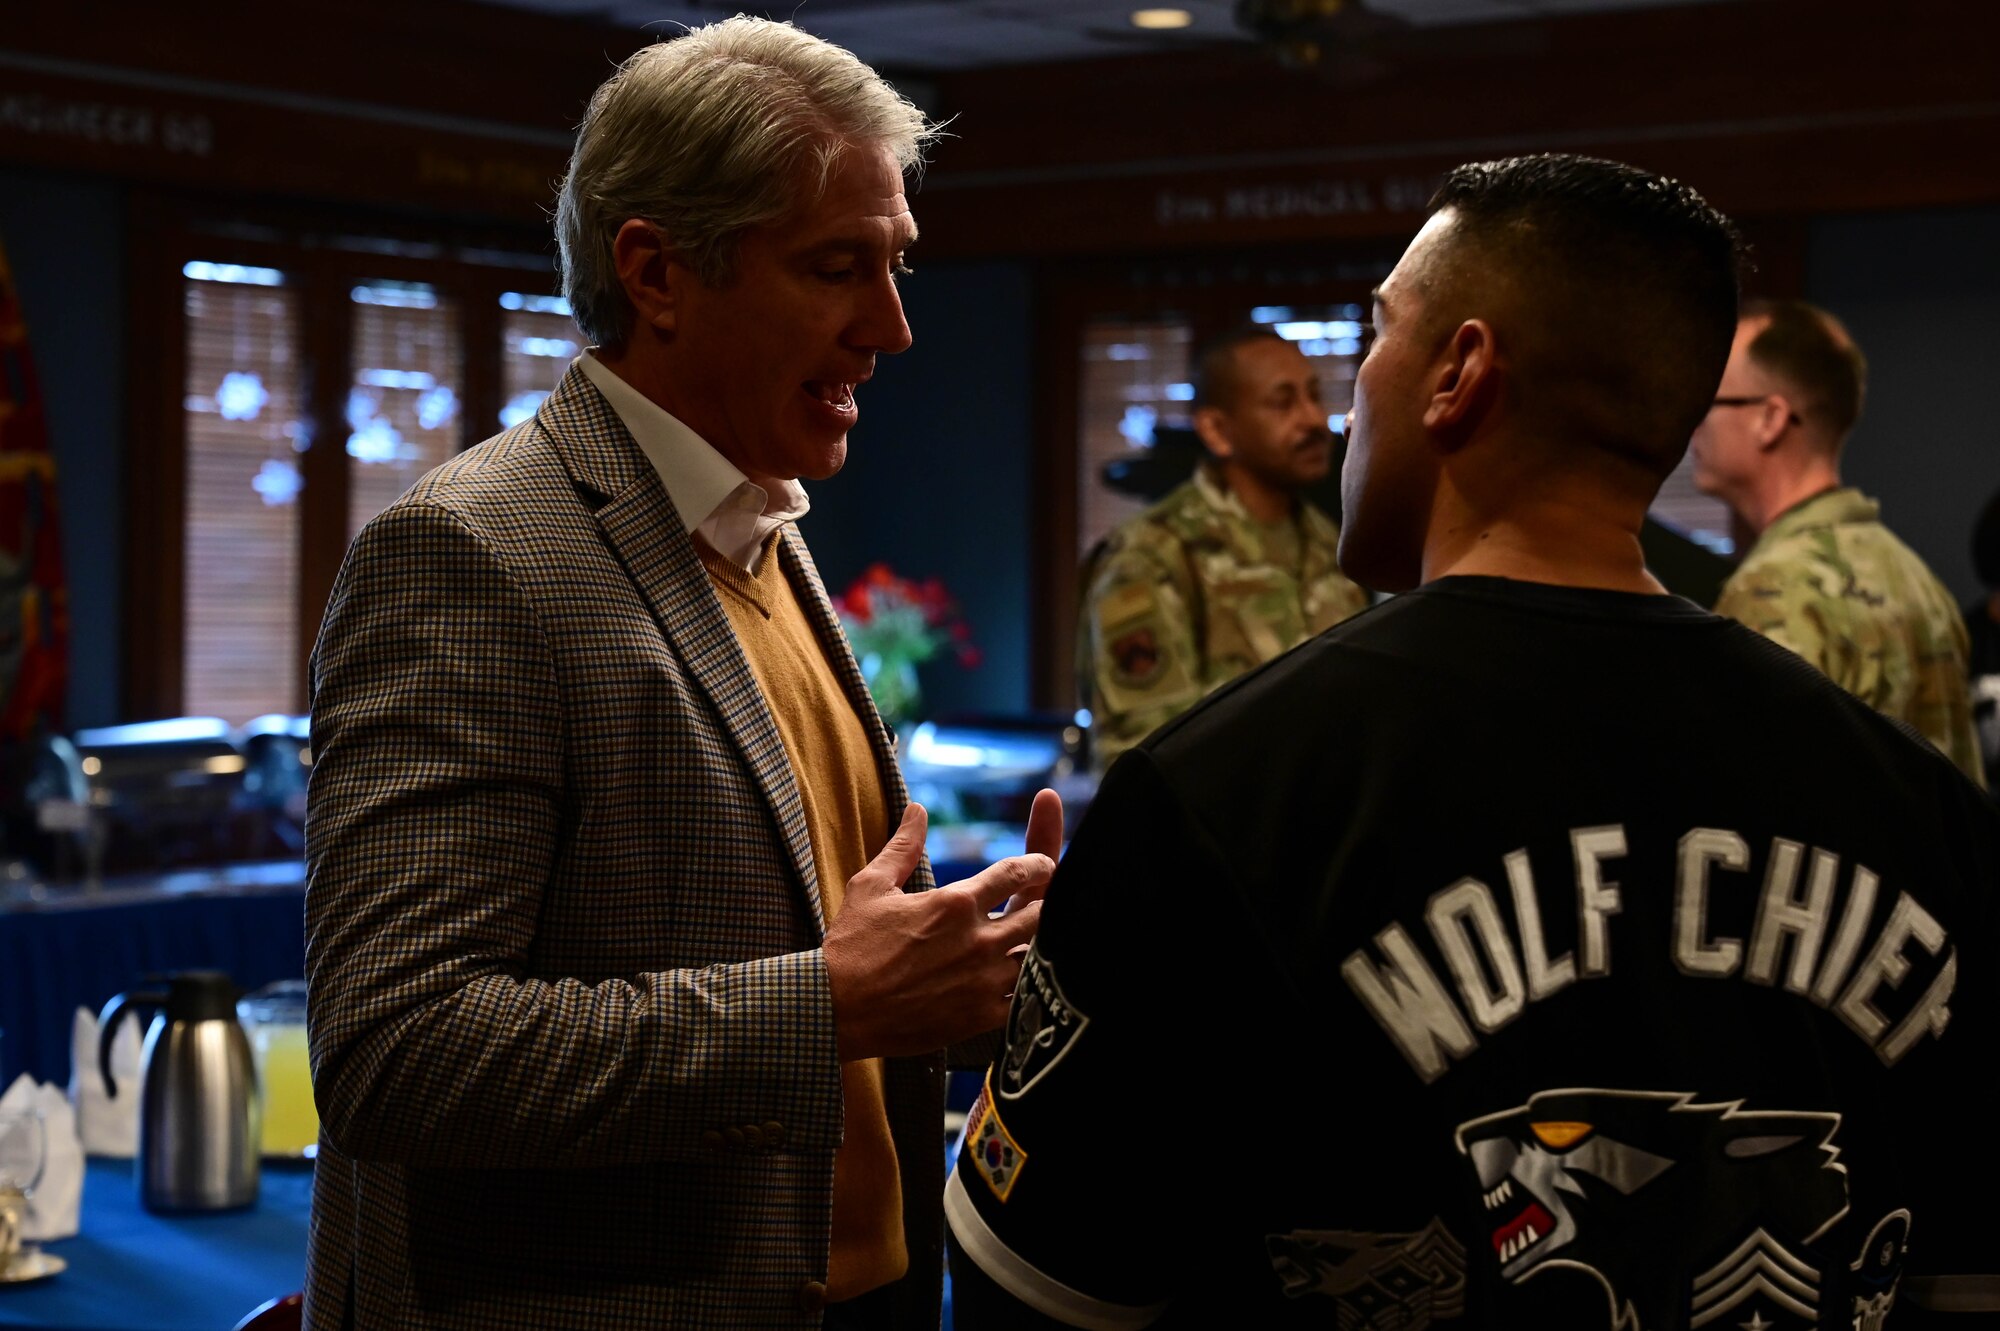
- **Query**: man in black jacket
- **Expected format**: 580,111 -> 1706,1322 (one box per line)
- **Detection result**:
947,153 -> 1999,1329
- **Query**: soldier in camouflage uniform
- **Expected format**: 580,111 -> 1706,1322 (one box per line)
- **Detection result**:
1692,298 -> 1984,786
1083,328 -> 1369,772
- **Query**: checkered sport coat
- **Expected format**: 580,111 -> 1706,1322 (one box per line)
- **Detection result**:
303,364 -> 948,1329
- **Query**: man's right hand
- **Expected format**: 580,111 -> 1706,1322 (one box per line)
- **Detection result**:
824,802 -> 1053,1060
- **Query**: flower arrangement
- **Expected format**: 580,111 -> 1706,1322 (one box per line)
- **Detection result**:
833,563 -> 979,729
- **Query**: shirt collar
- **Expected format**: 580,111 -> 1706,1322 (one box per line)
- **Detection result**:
1193,460 -> 1298,565
1191,460 -> 1241,520
1754,485 -> 1878,553
577,352 -> 809,532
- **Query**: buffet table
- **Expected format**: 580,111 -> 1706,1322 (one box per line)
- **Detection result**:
0,851 -> 1010,1330
0,1157 -> 992,1331
0,850 -> 1007,1091
0,863 -> 308,1088
0,1157 -> 310,1331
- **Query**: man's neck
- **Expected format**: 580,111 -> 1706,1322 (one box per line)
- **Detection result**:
592,341 -> 666,404
1421,473 -> 1665,595
1745,459 -> 1843,534
589,345 -> 784,493
1211,461 -> 1297,526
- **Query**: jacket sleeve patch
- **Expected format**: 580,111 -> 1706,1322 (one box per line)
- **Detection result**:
1110,627 -> 1164,686
963,1071 -> 1028,1203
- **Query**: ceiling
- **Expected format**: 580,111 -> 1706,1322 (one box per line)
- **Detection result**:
471,0 -> 1735,71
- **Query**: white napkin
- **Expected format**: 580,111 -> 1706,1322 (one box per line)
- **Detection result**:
68,1006 -> 140,1159
0,1074 -> 82,1240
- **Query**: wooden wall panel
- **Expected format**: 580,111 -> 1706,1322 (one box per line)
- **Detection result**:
5,0 -> 633,144
122,191 -> 188,720
916,0 -> 2000,259
0,61 -> 570,225
0,0 -> 640,223
8,0 -> 1996,249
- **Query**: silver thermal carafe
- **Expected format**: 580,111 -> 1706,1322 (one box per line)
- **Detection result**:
99,971 -> 260,1212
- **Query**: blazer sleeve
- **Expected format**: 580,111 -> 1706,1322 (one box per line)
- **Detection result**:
304,498 -> 844,1169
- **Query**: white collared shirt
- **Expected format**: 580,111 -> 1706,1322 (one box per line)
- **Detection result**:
577,353 -> 810,574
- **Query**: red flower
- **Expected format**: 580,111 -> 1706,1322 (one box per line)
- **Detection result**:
834,563 -> 979,672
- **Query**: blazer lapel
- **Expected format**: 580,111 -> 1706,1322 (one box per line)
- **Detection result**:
538,366 -> 828,932
781,528 -> 936,895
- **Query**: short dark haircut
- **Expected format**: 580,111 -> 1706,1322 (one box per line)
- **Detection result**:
1425,153 -> 1744,478
1975,488 -> 2000,589
1740,297 -> 1867,443
1191,324 -> 1291,412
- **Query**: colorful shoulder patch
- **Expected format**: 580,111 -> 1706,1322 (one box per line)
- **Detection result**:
999,944 -> 1092,1101
962,1071 -> 1028,1203
1110,626 -> 1163,685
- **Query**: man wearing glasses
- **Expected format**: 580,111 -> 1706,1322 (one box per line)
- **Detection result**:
1690,298 -> 1983,786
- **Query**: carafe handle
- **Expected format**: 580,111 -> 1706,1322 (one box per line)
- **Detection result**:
99,990 -> 166,1099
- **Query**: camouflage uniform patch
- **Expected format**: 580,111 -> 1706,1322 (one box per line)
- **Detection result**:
1081,466 -> 1370,772
1714,487 -> 1985,788
1109,626 -> 1162,685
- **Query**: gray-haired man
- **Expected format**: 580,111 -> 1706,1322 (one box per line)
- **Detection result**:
305,18 -> 1058,1329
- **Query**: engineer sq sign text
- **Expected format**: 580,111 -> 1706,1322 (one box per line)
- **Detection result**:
0,92 -> 215,157
1155,174 -> 1437,229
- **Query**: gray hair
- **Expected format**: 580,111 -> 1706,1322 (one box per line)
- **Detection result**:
556,16 -> 936,348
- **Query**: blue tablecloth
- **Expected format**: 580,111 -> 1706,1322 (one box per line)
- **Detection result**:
0,866 -> 307,1089
0,853 -> 1011,1328
0,1157 -> 310,1331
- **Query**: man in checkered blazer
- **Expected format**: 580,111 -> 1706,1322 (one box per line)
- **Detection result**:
303,18 -> 1058,1329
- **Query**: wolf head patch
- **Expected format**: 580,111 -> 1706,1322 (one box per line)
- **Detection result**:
1455,1090 -> 1850,1330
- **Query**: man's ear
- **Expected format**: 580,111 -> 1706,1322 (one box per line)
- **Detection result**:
1191,405 -> 1235,461
1755,395 -> 1797,452
612,219 -> 680,337
1421,318 -> 1499,445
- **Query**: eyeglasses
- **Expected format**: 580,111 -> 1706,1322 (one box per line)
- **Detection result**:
1710,394 -> 1802,426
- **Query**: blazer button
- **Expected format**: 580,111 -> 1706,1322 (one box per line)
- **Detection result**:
796,1280 -> 828,1314
701,1130 -> 724,1153
741,1124 -> 764,1148
763,1121 -> 785,1146
724,1126 -> 747,1149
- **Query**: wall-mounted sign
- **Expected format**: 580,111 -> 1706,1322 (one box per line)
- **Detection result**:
0,91 -> 213,157
917,157 -> 1455,259
0,59 -> 565,223
1154,173 -> 1436,228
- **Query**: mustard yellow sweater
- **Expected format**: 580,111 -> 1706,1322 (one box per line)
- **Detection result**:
699,533 -> 906,1303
